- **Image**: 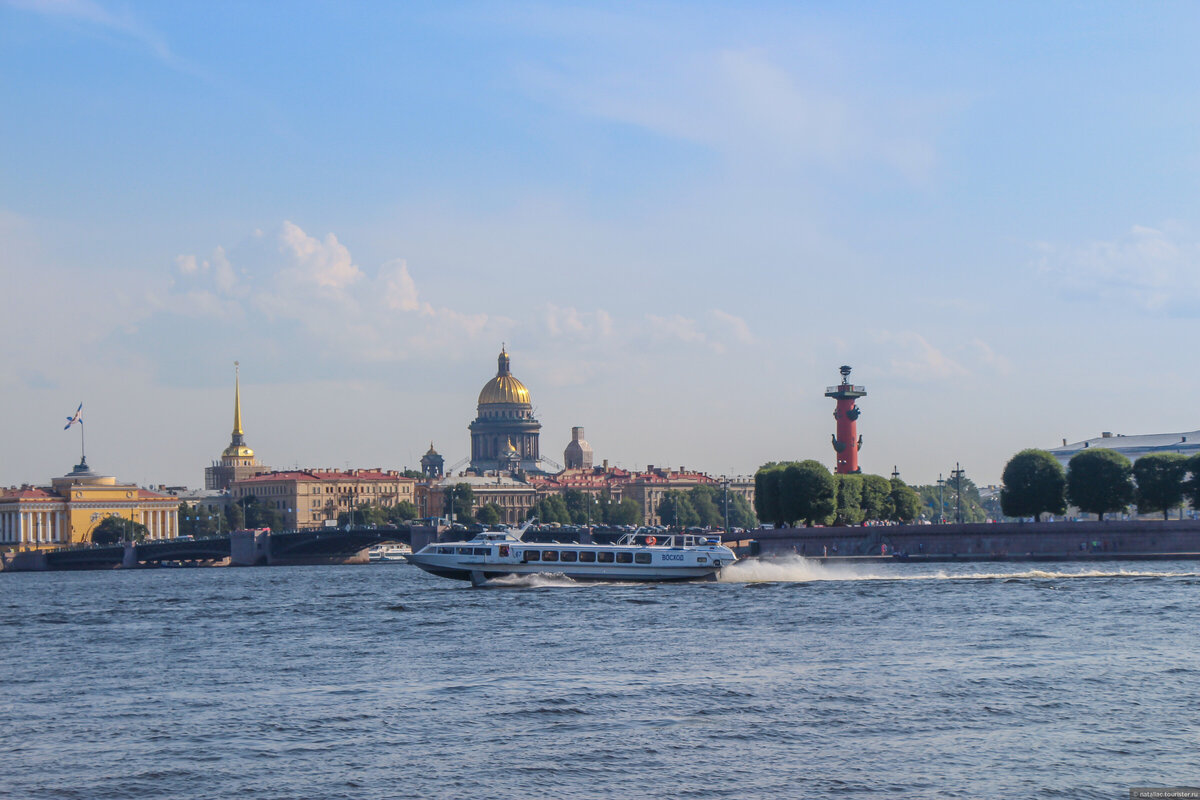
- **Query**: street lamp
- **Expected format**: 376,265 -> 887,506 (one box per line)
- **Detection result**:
936,474 -> 945,524
722,475 -> 731,537
951,463 -> 965,524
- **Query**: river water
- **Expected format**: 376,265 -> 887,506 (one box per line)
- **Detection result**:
3,558 -> 1198,799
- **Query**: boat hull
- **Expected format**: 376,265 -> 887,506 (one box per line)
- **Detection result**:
409,558 -> 721,583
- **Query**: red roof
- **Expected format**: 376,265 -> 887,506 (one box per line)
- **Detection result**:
0,488 -> 57,500
235,469 -> 415,484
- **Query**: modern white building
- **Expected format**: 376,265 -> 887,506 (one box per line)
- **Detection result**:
1049,430 -> 1200,468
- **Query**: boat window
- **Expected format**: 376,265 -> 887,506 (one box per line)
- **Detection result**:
616,552 -> 633,564
578,551 -> 596,563
542,551 -> 559,562
597,552 -> 614,563
523,550 -> 540,562
635,552 -> 652,564
456,547 -> 473,555
473,548 -> 491,556
560,551 -> 578,563
437,547 -> 453,554
697,556 -> 707,563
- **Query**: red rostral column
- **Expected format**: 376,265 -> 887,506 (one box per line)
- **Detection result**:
825,365 -> 867,474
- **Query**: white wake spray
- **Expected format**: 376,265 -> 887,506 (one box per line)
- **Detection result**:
718,556 -> 1199,584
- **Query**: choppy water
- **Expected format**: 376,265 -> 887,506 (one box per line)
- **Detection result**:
3,558 -> 1198,799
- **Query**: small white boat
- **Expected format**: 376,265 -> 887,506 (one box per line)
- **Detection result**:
368,543 -> 412,563
408,523 -> 736,585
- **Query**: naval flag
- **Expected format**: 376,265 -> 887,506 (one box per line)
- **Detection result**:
64,403 -> 83,430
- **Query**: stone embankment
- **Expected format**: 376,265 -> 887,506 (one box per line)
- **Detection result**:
746,519 -> 1200,562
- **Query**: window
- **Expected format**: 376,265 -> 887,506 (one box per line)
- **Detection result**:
578,551 -> 596,563
457,547 -> 473,555
616,552 -> 633,564
437,547 -> 453,554
474,547 -> 491,556
523,550 -> 540,562
560,551 -> 578,563
597,552 -> 614,563
542,551 -> 559,562
635,552 -> 652,564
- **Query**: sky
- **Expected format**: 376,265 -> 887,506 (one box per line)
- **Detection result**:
2,1 -> 1199,490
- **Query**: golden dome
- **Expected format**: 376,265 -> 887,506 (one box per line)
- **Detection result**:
478,348 -> 532,406
223,444 -> 255,459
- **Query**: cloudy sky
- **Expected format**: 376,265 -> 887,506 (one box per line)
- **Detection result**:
3,1 -> 1199,489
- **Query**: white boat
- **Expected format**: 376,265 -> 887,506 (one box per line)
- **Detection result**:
408,523 -> 736,585
368,543 -> 412,563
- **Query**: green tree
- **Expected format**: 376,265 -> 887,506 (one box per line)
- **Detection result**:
476,502 -> 503,525
779,460 -> 835,527
385,501 -> 418,523
888,477 -> 921,523
530,494 -> 571,524
754,464 -> 785,526
239,494 -> 284,530
563,489 -> 592,525
1000,449 -> 1067,521
833,474 -> 864,525
1186,454 -> 1200,512
1067,448 -> 1134,520
687,486 -> 723,528
445,483 -> 476,524
604,498 -> 643,526
657,491 -> 700,527
92,515 -> 149,544
1134,453 -> 1188,520
860,474 -> 893,522
178,502 -> 221,537
719,490 -> 757,529
225,501 -> 245,531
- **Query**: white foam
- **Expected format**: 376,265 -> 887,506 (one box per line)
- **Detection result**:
483,572 -> 581,588
718,556 -> 1200,584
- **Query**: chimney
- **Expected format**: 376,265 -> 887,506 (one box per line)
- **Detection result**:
1102,432 -> 1113,438
1062,439 -> 1067,447
603,459 -> 608,470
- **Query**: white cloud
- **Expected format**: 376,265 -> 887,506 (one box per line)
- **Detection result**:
379,259 -> 422,312
875,330 -> 968,380
647,313 -> 707,345
1035,223 -> 1200,312
276,221 -> 361,291
537,46 -> 937,180
710,309 -> 755,345
544,304 -> 614,338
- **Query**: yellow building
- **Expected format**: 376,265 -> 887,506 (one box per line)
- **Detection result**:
0,460 -> 179,549
232,469 -> 417,530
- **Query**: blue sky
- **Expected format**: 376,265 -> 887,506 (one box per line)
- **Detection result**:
3,1 -> 1199,489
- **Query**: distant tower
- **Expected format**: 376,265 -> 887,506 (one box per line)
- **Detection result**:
564,427 -> 594,470
205,361 -> 267,490
825,365 -> 867,474
469,346 -> 542,473
420,443 -> 444,479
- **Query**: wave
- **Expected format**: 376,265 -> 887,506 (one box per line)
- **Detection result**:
482,572 -> 581,588
718,556 -> 1200,584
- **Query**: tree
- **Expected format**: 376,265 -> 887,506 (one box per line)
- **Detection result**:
563,490 -> 592,525
860,474 -> 893,522
779,460 -> 835,527
888,477 -> 921,523
833,474 -> 864,526
530,494 -> 570,524
1067,448 -> 1134,520
238,494 -> 284,531
445,483 -> 475,524
1134,453 -> 1188,520
657,491 -> 700,527
477,503 -> 502,525
384,501 -> 418,523
1000,449 -> 1067,521
1186,454 -> 1200,512
225,501 -> 245,531
92,515 -> 148,544
178,502 -> 221,537
720,491 -> 757,530
754,464 -> 784,526
604,498 -> 643,526
688,486 -> 723,528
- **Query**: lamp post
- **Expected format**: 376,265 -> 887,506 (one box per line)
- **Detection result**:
722,475 -> 731,537
951,463 -> 965,524
936,474 -> 945,524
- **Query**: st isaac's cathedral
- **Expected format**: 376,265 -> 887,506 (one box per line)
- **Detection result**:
468,347 -> 543,474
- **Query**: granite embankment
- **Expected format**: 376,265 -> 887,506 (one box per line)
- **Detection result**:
746,519 -> 1200,562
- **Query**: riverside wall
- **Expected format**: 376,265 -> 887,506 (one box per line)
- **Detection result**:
749,519 -> 1200,559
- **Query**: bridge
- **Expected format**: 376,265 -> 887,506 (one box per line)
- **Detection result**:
1,526 -> 412,572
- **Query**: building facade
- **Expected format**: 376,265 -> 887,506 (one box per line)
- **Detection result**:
468,348 -> 542,473
231,469 -> 417,530
424,474 -> 538,526
0,460 -> 179,549
1049,430 -> 1200,468
563,426 -> 594,470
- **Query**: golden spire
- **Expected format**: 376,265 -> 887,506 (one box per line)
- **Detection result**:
233,361 -> 244,437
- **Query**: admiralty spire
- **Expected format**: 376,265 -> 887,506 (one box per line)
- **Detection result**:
205,361 -> 268,490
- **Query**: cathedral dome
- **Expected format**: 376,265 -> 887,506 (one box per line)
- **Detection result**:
478,348 -> 531,406
223,443 -> 256,458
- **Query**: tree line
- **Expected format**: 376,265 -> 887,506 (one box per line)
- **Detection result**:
1001,448 -> 1200,521
754,461 -> 921,527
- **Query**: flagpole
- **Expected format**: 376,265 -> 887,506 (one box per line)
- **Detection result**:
81,420 -> 86,464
